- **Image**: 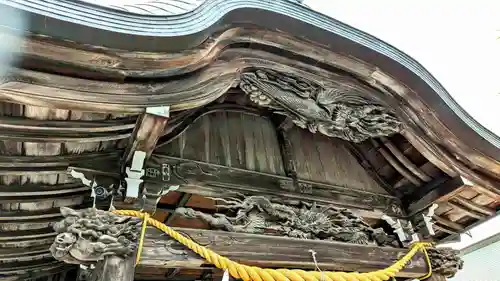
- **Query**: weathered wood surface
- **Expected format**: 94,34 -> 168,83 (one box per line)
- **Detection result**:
156,110 -> 285,175
7,29 -> 500,197
139,228 -> 428,279
92,256 -> 135,281
407,177 -> 465,215
145,155 -> 403,218
286,128 -> 389,194
0,102 -> 135,279
406,175 -> 499,241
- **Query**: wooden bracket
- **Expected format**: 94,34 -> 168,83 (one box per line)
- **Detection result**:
122,106 -> 170,204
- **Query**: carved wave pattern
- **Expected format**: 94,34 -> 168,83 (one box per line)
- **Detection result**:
240,69 -> 402,143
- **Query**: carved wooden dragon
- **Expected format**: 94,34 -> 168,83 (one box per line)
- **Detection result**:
49,207 -> 141,265
175,195 -> 400,246
240,69 -> 402,142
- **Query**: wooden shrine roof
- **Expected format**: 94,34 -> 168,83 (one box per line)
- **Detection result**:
0,0 -> 499,280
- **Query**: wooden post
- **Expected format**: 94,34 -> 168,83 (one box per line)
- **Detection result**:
93,256 -> 136,281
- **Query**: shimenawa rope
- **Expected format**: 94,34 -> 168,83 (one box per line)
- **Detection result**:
113,209 -> 434,281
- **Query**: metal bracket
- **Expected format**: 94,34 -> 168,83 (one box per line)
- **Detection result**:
124,151 -> 146,200
422,203 -> 439,236
146,106 -> 170,118
69,168 -> 97,189
382,215 -> 408,243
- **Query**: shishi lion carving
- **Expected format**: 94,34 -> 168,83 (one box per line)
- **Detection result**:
50,207 -> 141,264
240,69 -> 402,143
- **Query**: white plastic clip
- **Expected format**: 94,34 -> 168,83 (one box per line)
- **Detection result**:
423,203 -> 439,236
382,215 -> 408,242
125,151 -> 146,199
222,270 -> 230,281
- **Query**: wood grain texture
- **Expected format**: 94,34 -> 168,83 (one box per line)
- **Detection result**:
287,127 -> 389,194
93,256 -> 135,281
139,227 -> 429,279
7,28 -> 500,199
0,102 -> 135,279
146,155 -> 403,218
157,111 -> 285,175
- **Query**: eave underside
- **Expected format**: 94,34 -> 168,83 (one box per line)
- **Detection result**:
0,2 -> 499,280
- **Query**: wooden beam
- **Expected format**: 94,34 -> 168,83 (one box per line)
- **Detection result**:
379,136 -> 432,182
446,201 -> 486,220
123,107 -> 170,164
407,177 -> 465,216
433,223 -> 458,235
371,139 -> 422,186
122,107 -> 170,204
452,195 -> 495,216
432,215 -> 464,232
345,142 -> 400,197
145,155 -> 404,218
139,228 -> 429,279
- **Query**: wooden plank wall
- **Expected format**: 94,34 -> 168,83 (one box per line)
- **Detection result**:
156,111 -> 285,175
287,127 -> 389,194
157,111 -> 388,195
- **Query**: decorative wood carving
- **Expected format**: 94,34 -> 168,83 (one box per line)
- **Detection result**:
427,247 -> 463,278
239,69 -> 402,142
5,27 -> 500,206
174,195 -> 399,247
50,207 -> 140,265
145,155 -> 404,218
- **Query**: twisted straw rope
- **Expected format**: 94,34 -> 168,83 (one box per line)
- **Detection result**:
113,209 -> 434,281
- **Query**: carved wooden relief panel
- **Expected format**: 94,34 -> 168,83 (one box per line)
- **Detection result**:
156,111 -> 285,175
240,69 -> 402,143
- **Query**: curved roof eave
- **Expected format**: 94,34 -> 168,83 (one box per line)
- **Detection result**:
1,0 -> 499,173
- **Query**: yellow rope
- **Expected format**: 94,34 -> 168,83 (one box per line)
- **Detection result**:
135,212 -> 149,266
114,209 -> 434,281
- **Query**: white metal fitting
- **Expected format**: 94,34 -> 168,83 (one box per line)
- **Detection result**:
124,151 -> 146,199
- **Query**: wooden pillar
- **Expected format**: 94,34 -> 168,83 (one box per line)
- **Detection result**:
92,256 -> 136,281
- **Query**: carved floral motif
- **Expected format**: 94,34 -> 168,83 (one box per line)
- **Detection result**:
240,69 -> 402,142
50,207 -> 141,265
175,195 -> 399,246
